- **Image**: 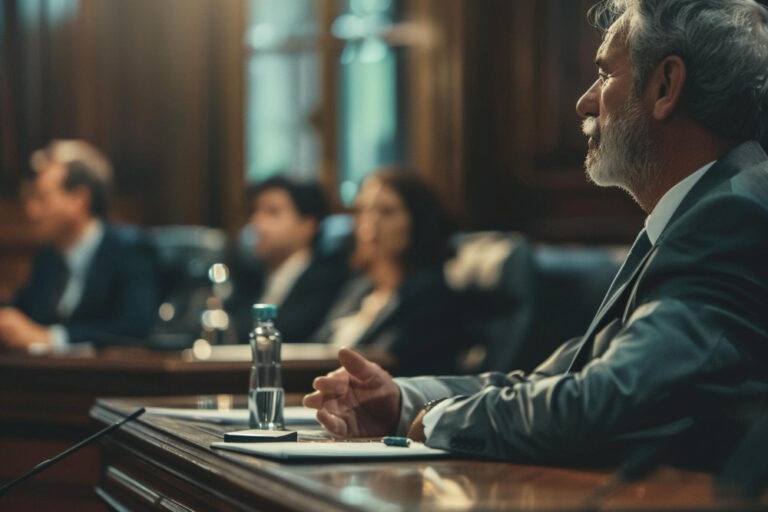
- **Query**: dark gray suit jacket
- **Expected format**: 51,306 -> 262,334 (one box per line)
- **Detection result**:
399,141 -> 768,468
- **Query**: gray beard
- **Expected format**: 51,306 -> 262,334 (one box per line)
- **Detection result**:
582,95 -> 661,199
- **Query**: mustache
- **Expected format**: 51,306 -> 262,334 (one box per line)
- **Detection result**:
582,117 -> 600,141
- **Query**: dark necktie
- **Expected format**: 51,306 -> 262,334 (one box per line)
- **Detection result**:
567,229 -> 653,372
597,229 -> 652,314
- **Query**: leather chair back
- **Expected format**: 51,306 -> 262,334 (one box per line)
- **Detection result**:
446,233 -> 626,373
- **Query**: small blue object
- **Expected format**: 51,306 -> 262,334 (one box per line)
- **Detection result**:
253,304 -> 278,321
382,436 -> 411,447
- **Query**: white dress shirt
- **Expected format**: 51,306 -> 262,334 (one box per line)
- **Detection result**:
259,249 -> 311,308
644,161 -> 714,244
412,160 -> 716,440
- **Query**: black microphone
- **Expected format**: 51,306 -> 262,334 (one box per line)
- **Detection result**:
0,407 -> 146,498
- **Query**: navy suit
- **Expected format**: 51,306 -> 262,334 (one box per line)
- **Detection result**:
13,225 -> 159,346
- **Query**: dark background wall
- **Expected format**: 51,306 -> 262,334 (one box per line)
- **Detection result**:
7,0 -> 762,298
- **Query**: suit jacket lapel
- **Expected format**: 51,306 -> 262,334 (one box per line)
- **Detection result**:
47,251 -> 70,323
566,244 -> 656,372
356,294 -> 400,346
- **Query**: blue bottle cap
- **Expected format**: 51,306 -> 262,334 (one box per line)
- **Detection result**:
252,303 -> 278,321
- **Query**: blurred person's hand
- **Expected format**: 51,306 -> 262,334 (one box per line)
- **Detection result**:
0,308 -> 51,352
303,348 -> 400,437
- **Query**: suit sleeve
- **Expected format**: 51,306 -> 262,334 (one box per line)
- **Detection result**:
392,340 -> 576,435
425,194 -> 768,464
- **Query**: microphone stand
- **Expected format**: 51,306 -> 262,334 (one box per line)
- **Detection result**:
0,407 -> 146,498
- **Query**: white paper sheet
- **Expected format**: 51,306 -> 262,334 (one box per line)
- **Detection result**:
144,406 -> 319,426
210,440 -> 450,461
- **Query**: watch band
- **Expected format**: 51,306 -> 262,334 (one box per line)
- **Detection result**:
423,397 -> 448,414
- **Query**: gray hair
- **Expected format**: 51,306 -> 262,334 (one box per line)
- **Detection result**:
588,0 -> 768,142
30,140 -> 113,218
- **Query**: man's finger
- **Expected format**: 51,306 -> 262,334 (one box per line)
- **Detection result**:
302,391 -> 324,409
312,373 -> 349,395
317,409 -> 348,437
311,366 -> 347,389
338,348 -> 380,382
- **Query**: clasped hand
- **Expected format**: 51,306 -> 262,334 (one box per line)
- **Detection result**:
302,348 -> 404,438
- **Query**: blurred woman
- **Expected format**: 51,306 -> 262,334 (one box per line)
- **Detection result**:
313,169 -> 463,376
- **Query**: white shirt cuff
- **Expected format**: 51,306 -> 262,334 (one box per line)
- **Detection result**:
47,325 -> 70,353
393,377 -> 453,436
422,398 -> 455,439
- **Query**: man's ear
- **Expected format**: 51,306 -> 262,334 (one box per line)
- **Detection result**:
647,55 -> 686,121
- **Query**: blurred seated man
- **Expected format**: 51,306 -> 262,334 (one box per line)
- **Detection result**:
304,0 -> 768,470
230,176 -> 348,342
0,140 -> 158,353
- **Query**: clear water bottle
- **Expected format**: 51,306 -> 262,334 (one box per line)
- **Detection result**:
248,304 -> 285,429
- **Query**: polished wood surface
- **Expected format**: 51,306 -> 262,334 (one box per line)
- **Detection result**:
0,345 -> 343,418
0,346 -> 354,511
90,396 -> 768,512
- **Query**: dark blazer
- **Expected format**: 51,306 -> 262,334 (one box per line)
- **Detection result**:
400,141 -> 768,468
13,225 -> 158,346
231,254 -> 349,343
314,268 -> 464,376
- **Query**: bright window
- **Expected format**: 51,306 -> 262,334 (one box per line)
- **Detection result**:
245,0 -> 320,182
244,0 -> 403,205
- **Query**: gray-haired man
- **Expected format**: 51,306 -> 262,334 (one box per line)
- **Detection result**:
304,0 -> 768,468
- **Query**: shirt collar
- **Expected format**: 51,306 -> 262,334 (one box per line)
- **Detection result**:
260,249 -> 312,307
644,161 -> 715,245
273,248 -> 311,276
63,220 -> 105,276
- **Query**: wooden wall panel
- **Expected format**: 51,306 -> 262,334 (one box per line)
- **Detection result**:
464,0 -> 641,239
0,0 -> 247,297
402,0 -> 467,223
0,0 -> 246,227
399,0 -> 644,240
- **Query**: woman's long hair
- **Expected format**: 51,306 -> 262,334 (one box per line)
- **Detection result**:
353,168 -> 455,274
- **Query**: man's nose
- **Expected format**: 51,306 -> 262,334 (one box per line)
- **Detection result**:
576,79 -> 600,119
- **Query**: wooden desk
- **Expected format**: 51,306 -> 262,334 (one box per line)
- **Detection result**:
89,396 -> 768,512
0,346 -> 351,511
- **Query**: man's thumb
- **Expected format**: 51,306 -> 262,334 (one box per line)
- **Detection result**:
338,347 -> 377,381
